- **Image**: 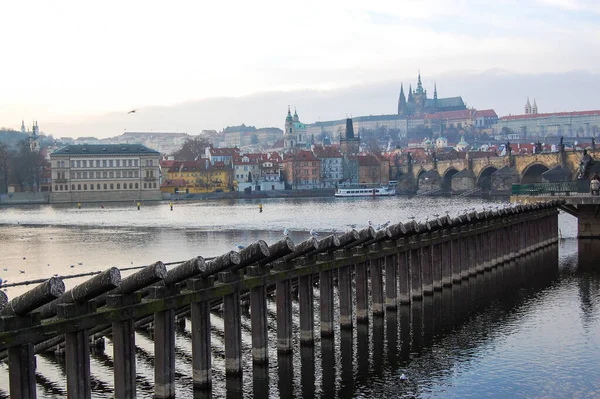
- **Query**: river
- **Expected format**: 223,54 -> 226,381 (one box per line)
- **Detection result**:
0,197 -> 598,398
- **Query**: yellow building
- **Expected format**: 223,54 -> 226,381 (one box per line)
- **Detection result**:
161,160 -> 231,194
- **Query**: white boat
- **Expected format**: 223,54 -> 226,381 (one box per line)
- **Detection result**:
335,182 -> 397,197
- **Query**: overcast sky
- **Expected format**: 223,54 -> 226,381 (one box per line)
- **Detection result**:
1,0 -> 599,138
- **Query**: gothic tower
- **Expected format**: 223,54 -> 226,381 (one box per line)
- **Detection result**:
413,71 -> 427,115
407,84 -> 414,103
532,99 -> 538,114
340,118 -> 360,156
397,84 -> 406,115
525,98 -> 532,114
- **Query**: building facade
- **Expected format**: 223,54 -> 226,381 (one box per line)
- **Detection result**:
492,109 -> 600,139
282,150 -> 321,189
50,144 -> 161,203
312,145 -> 343,188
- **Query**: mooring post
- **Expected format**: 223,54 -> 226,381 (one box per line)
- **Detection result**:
8,344 -> 36,399
153,303 -> 176,398
432,236 -> 443,291
338,253 -> 353,328
371,253 -> 385,316
107,292 -> 138,399
441,238 -> 452,287
65,329 -> 91,399
221,271 -> 243,375
460,228 -> 470,280
320,266 -> 335,336
421,237 -> 434,296
385,251 -> 398,309
397,249 -> 411,304
355,258 -> 369,323
468,233 -> 478,277
276,274 -> 293,353
476,231 -> 486,273
298,273 -> 315,343
188,276 -> 215,389
451,225 -> 462,283
246,266 -> 270,363
409,240 -> 423,301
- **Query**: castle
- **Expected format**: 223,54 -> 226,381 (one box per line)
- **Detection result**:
397,72 -> 467,116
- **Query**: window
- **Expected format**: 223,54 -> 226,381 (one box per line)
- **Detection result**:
104,184 -> 107,189
116,160 -> 121,167
90,184 -> 94,190
153,182 -> 157,188
109,160 -> 114,167
102,160 -> 107,167
77,160 -> 81,167
134,171 -> 139,178
135,183 -> 139,189
109,171 -> 114,178
128,171 -> 133,178
134,160 -> 138,167
77,184 -> 81,190
83,172 -> 87,179
103,171 -> 107,178
116,171 -> 120,178
97,184 -> 100,190
110,184 -> 114,189
128,160 -> 132,167
59,185 -> 63,190
117,183 -> 120,189
76,172 -> 81,179
83,184 -> 87,190
144,183 -> 147,188
96,160 -> 100,167
71,161 -> 75,167
55,185 -> 58,191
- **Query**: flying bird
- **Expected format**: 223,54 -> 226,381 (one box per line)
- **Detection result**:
127,109 -> 137,114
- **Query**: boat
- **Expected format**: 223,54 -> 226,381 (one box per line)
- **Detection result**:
335,181 -> 397,197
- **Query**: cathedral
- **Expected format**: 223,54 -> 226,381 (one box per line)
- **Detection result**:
397,72 -> 467,116
284,107 -> 308,152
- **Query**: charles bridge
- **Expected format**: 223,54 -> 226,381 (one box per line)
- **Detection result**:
393,148 -> 600,196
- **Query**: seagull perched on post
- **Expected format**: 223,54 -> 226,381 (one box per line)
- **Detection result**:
234,243 -> 245,250
309,229 -> 319,239
283,227 -> 290,237
127,109 -> 138,114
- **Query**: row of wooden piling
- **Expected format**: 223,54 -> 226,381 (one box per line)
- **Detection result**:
0,201 -> 561,399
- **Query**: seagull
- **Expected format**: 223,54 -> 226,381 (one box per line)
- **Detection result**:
127,109 -> 137,114
70,265 -> 75,268
408,216 -> 415,220
400,373 -> 408,381
381,220 -> 391,228
235,243 -> 245,250
368,220 -> 373,227
19,270 -> 25,274
283,228 -> 290,237
309,229 -> 319,239
433,213 -> 439,218
2,268 -> 7,272
346,223 -> 357,229
77,262 -> 83,265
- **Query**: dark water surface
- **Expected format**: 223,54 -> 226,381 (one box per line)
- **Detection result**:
0,197 -> 598,398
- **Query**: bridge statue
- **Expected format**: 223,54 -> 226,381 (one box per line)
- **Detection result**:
505,141 -> 512,156
592,137 -> 596,151
578,149 -> 594,179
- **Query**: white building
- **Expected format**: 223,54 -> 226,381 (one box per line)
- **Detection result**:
312,145 -> 343,188
50,144 -> 161,203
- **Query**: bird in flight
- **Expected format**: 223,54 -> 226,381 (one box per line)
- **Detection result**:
127,109 -> 138,114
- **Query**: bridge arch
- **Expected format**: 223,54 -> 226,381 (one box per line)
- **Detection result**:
477,166 -> 498,191
442,167 -> 459,192
521,163 -> 550,183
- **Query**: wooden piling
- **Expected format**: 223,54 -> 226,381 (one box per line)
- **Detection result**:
421,240 -> 434,296
320,269 -> 335,336
276,278 -> 293,353
298,274 -> 315,343
441,240 -> 452,287
397,250 -> 411,305
409,245 -> 423,301
338,263 -> 353,328
432,239 -> 442,291
8,344 -> 36,399
154,307 -> 176,398
385,253 -> 398,309
65,329 -> 91,399
1,277 -> 65,316
355,260 -> 369,322
191,298 -> 212,388
371,256 -> 385,316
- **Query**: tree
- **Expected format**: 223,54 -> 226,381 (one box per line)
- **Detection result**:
171,136 -> 211,161
0,143 -> 13,193
12,140 -> 46,191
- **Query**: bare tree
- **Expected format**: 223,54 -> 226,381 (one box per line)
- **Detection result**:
171,137 -> 211,161
0,143 -> 13,193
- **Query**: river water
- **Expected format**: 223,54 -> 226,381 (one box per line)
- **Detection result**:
0,197 -> 598,398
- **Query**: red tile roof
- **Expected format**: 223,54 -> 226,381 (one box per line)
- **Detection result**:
501,110 -> 600,121
474,109 -> 498,118
312,145 -> 343,158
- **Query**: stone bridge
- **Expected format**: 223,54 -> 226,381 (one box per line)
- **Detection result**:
395,149 -> 600,195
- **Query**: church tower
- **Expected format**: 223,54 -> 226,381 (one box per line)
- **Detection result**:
293,108 -> 299,122
407,84 -> 414,103
21,120 -> 26,135
532,99 -> 538,114
525,98 -> 532,114
397,84 -> 406,115
413,71 -> 427,115
284,106 -> 295,151
29,121 -> 39,152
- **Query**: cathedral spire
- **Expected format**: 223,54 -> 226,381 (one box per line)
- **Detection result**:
525,98 -> 532,114
434,82 -> 438,100
416,71 -> 424,94
398,83 -> 406,115
408,84 -> 414,103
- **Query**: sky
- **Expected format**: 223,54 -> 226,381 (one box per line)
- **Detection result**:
1,0 -> 599,138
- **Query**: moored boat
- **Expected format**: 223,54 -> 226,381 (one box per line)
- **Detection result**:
335,181 -> 397,197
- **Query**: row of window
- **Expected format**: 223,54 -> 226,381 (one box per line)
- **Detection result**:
298,169 -> 318,176
56,159 -> 154,168
54,182 -> 158,191
58,170 -> 142,179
